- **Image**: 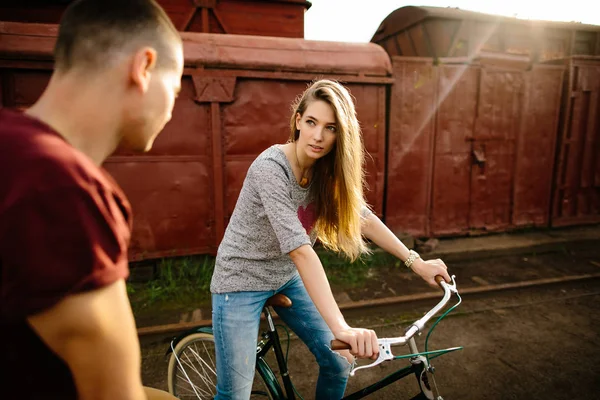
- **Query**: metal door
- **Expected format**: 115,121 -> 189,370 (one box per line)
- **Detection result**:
552,57 -> 600,226
468,68 -> 525,231
430,64 -> 478,236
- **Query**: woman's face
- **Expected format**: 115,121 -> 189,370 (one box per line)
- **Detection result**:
295,100 -> 337,161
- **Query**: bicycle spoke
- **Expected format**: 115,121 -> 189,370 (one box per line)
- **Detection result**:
200,340 -> 216,369
181,351 -> 216,389
171,338 -> 220,399
175,370 -> 214,399
175,378 -> 212,398
179,351 -> 216,396
176,363 -> 214,394
187,343 -> 217,377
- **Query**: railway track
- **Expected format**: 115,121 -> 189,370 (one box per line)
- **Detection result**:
137,252 -> 600,337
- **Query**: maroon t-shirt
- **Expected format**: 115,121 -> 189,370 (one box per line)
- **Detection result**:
0,109 -> 132,398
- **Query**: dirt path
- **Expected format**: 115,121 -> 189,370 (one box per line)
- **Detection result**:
140,249 -> 600,399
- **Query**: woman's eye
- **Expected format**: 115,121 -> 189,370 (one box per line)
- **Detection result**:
307,120 -> 315,126
327,126 -> 337,133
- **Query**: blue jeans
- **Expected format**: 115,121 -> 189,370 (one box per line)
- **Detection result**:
212,273 -> 351,400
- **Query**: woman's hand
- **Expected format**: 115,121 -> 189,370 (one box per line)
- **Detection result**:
411,258 -> 451,288
333,326 -> 379,359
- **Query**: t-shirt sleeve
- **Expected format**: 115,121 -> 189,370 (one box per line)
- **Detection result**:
361,205 -> 373,218
247,158 -> 311,255
0,184 -> 130,319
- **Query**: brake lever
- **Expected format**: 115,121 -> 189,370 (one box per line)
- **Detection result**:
350,339 -> 399,376
445,275 -> 458,294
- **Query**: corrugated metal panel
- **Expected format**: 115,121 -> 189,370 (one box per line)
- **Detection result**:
221,80 -> 300,221
430,64 -> 478,235
353,83 -> 387,215
385,58 -> 437,236
513,65 -> 565,227
553,57 -> 600,226
468,69 -> 524,231
390,58 -> 565,237
104,159 -> 214,259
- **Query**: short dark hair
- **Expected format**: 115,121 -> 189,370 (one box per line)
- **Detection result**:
54,0 -> 181,72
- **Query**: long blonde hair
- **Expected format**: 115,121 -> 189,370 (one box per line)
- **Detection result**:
289,80 -> 369,261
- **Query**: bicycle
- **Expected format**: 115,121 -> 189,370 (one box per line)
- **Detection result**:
166,276 -> 461,399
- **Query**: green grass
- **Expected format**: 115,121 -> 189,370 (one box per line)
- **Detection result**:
127,255 -> 215,314
318,248 -> 398,286
127,247 -> 403,315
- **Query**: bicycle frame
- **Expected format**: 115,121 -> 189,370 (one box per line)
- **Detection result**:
254,306 -> 296,399
167,276 -> 460,400
252,277 -> 459,399
167,324 -> 441,400
255,322 -> 440,400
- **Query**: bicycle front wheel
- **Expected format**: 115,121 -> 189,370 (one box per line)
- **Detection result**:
167,332 -> 274,399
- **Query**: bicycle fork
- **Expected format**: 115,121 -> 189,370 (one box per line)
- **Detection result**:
408,338 -> 441,400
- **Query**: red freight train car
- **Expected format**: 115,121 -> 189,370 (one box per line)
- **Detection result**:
377,6 -> 598,236
0,21 -> 392,260
0,0 -> 310,38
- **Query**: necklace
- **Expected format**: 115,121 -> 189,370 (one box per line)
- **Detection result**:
295,143 -> 310,188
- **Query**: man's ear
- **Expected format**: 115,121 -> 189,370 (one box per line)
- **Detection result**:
130,47 -> 157,93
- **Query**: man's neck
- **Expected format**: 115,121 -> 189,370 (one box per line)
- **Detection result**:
25,72 -> 122,166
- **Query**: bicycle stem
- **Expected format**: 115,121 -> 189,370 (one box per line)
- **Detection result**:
406,276 -> 458,335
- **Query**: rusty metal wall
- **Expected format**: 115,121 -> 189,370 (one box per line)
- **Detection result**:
0,22 -> 392,260
385,58 -> 437,236
468,68 -> 525,232
0,0 -> 309,37
552,57 -> 600,226
431,63 -> 478,235
386,57 -> 565,237
514,64 -> 565,227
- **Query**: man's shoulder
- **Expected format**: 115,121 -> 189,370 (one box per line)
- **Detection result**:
0,110 -> 120,207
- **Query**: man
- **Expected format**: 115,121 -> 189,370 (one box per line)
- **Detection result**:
0,0 -> 183,398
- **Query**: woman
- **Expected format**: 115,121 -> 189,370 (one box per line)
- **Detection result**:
210,79 -> 451,399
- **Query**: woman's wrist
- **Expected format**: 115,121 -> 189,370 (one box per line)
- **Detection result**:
410,257 -> 426,273
403,249 -> 421,269
331,319 -> 351,335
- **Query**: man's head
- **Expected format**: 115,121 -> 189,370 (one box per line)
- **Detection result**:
54,0 -> 184,152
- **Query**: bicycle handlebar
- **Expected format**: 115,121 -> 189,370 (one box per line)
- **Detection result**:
331,275 -> 458,352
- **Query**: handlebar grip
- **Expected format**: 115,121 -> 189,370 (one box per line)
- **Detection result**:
435,275 -> 446,286
331,339 -> 351,350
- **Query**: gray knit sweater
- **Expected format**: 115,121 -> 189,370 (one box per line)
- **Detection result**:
210,145 -> 316,293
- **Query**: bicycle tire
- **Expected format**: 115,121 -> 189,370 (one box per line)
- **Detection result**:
167,332 -> 275,399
